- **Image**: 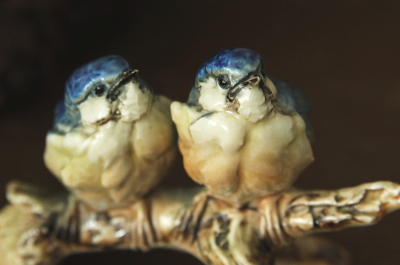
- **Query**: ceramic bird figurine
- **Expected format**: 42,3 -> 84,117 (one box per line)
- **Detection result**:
171,48 -> 314,207
44,55 -> 177,211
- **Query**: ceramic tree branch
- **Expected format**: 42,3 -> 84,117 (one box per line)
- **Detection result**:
0,49 -> 399,265
257,181 -> 400,244
3,180 -> 400,265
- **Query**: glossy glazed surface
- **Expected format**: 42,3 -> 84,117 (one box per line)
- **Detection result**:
44,56 -> 177,210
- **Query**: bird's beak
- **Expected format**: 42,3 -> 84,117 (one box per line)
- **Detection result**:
107,69 -> 138,102
227,74 -> 272,102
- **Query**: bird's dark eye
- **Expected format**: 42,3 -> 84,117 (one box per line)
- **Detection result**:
93,84 -> 106,96
217,75 -> 230,89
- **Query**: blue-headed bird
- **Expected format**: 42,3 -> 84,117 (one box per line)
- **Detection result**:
171,48 -> 314,211
44,55 -> 177,211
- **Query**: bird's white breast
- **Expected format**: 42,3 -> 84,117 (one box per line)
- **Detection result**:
190,111 -> 246,154
78,96 -> 113,125
236,87 -> 272,123
118,82 -> 150,122
63,121 -> 132,168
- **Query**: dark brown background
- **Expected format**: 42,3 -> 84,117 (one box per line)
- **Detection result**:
1,0 -> 400,264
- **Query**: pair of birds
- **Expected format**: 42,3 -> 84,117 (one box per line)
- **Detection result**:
44,48 -> 313,213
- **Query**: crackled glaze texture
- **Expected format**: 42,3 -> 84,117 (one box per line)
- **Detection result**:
44,56 -> 177,211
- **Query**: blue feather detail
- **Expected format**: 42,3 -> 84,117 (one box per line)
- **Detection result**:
54,100 -> 66,123
51,55 -> 129,134
51,100 -> 81,134
196,48 -> 261,83
271,78 -> 312,117
65,55 -> 129,104
272,78 -> 313,138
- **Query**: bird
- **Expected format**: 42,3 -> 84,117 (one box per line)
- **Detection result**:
171,48 -> 314,209
44,55 -> 177,211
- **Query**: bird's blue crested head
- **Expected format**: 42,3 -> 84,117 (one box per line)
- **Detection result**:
65,55 -> 130,104
52,55 -> 130,134
188,48 -> 266,105
195,48 -> 262,85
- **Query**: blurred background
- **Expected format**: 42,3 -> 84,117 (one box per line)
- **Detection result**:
0,0 -> 400,264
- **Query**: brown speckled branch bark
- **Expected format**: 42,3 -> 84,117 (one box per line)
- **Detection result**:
3,181 -> 399,265
256,181 -> 400,242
